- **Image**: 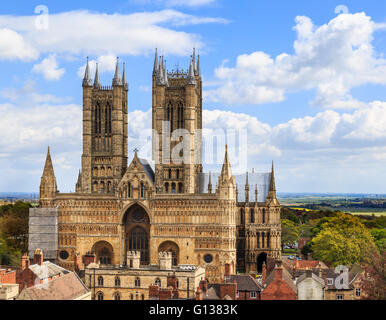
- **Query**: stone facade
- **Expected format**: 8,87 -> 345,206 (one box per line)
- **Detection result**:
36,50 -> 281,284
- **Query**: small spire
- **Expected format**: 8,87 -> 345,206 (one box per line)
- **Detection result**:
245,171 -> 249,202
122,62 -> 128,91
255,184 -> 258,202
245,172 -> 249,188
94,62 -> 100,89
153,48 -> 158,75
220,144 -> 232,179
208,171 -> 212,194
163,58 -> 169,87
269,161 -> 276,192
113,57 -> 122,86
197,54 -> 201,76
82,57 -> 92,87
192,48 -> 196,72
187,58 -> 196,85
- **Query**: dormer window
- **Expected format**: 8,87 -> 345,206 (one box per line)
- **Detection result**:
327,278 -> 333,285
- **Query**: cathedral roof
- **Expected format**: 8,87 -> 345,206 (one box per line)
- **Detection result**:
198,171 -> 272,202
138,158 -> 155,183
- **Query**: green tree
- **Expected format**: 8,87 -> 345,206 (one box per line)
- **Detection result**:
281,219 -> 299,248
311,213 -> 377,266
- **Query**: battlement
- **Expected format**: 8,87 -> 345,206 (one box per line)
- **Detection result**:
158,251 -> 172,259
127,251 -> 141,259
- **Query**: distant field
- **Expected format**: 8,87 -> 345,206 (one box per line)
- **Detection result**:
348,211 -> 386,217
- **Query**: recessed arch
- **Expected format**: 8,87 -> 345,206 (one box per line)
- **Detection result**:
92,241 -> 114,265
256,252 -> 267,273
158,241 -> 180,266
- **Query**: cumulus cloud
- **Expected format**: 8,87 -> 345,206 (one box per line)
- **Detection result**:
0,28 -> 38,61
205,12 -> 386,109
0,9 -> 227,60
32,54 -> 65,81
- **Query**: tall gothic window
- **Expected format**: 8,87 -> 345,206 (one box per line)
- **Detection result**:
135,277 -> 141,287
261,233 -> 265,249
128,227 -> 149,264
115,277 -> 121,287
257,232 -> 260,248
240,208 -> 244,225
128,182 -> 131,197
140,183 -> 144,198
98,276 -> 104,286
250,209 -> 255,223
262,208 -> 266,224
267,232 -> 270,248
165,183 -> 169,193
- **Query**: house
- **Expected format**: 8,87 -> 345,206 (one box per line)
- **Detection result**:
17,272 -> 91,300
296,269 -> 325,300
0,268 -> 19,300
194,264 -> 262,300
260,261 -> 297,300
15,248 -> 91,300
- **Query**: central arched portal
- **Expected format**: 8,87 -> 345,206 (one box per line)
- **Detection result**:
123,204 -> 150,265
256,252 -> 267,273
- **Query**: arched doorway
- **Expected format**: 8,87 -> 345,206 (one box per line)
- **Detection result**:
256,252 -> 267,273
123,204 -> 150,265
92,241 -> 114,265
158,241 -> 179,266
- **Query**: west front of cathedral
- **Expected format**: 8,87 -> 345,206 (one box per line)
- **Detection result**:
36,50 -> 281,283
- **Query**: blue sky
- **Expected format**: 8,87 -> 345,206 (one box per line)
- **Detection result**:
1,0 -> 386,193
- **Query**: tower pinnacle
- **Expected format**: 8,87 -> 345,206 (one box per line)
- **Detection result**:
94,62 -> 101,89
113,57 -> 122,86
82,57 -> 92,87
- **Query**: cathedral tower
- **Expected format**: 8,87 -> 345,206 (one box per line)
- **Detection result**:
78,57 -> 128,194
152,49 -> 203,194
39,146 -> 58,207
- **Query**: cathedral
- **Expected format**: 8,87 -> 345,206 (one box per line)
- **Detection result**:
36,50 -> 281,283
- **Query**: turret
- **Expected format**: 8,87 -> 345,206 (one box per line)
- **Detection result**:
122,62 -> 129,91
153,48 -> 158,75
187,58 -> 196,85
196,54 -> 201,77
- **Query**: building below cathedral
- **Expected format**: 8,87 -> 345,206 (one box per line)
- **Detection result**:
31,49 -> 282,285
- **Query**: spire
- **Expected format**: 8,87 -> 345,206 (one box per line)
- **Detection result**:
208,171 -> 212,194
192,48 -> 196,73
94,62 -> 101,89
220,144 -> 232,179
245,172 -> 250,203
255,184 -> 258,203
157,56 -> 166,86
153,48 -> 158,75
82,57 -> 92,87
197,54 -> 201,76
269,161 -> 276,193
122,62 -> 128,91
40,146 -> 57,198
113,57 -> 122,86
76,169 -> 82,192
163,58 -> 169,87
187,57 -> 196,85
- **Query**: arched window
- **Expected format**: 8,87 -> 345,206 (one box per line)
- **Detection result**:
96,291 -> 104,300
165,183 -> 169,194
261,232 -> 265,249
178,183 -> 183,194
140,183 -> 144,198
130,294 -> 134,300
115,277 -> 121,287
128,182 -> 131,198
135,277 -> 141,287
168,169 -> 172,179
267,232 -> 270,248
250,209 -> 255,223
114,292 -> 121,300
154,278 -> 161,287
176,169 -> 179,179
171,183 -> 176,194
93,181 -> 98,192
240,208 -> 244,224
98,276 -> 104,286
262,208 -> 266,224
257,232 -> 260,248
100,181 -> 105,194
176,279 -> 179,288
107,181 -> 111,193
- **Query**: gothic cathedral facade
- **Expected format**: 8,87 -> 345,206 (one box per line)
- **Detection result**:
38,50 -> 281,282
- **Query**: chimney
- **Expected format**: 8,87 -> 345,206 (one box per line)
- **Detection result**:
273,260 -> 283,280
196,286 -> 203,300
21,253 -> 30,270
33,249 -> 43,266
149,284 -> 160,299
224,263 -> 231,279
262,262 -> 267,286
199,278 -> 208,294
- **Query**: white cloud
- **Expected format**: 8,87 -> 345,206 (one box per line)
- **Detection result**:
205,12 -> 386,109
0,28 -> 38,61
32,54 -> 65,81
164,0 -> 216,8
0,10 -> 227,59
